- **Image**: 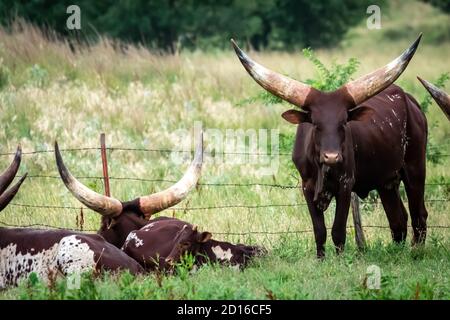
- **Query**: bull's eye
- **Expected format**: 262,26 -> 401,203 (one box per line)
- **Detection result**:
180,241 -> 190,248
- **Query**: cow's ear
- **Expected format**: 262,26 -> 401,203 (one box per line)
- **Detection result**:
281,110 -> 310,124
197,231 -> 212,243
348,106 -> 375,122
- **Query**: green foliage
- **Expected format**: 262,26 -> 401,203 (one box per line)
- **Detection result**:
27,64 -> 49,88
420,0 -> 450,13
0,0 -> 379,52
302,48 -> 360,91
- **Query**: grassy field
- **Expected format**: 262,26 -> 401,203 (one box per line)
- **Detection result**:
0,0 -> 449,299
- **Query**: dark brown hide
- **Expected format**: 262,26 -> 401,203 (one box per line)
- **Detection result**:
293,85 -> 428,257
122,217 -> 264,270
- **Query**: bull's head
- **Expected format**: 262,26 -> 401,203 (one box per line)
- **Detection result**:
0,146 -> 27,212
55,132 -> 203,248
418,77 -> 450,121
164,224 -> 212,266
231,35 -> 422,166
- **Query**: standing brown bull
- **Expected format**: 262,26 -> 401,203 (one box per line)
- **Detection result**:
232,35 -> 428,258
0,147 -> 143,288
55,132 -> 264,270
418,77 -> 450,121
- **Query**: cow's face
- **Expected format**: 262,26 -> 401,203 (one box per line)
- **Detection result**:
164,225 -> 212,266
98,205 -> 149,248
281,91 -> 354,167
205,243 -> 266,267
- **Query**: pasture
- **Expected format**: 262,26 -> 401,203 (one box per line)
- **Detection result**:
0,0 -> 449,299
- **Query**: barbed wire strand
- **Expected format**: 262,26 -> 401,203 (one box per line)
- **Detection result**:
9,174 -> 450,189
0,220 -> 448,235
0,146 -> 448,158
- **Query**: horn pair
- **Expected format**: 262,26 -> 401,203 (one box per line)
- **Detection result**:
418,77 -> 450,121
55,132 -> 203,219
231,34 -> 422,107
0,146 -> 27,212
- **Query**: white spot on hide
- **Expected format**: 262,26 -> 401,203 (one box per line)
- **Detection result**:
123,232 -> 144,248
211,246 -> 233,261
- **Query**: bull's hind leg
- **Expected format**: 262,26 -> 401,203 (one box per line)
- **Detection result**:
401,164 -> 428,244
377,186 -> 408,243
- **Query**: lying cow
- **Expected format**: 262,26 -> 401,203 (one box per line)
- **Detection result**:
55,132 -> 264,270
0,147 -> 143,288
123,217 -> 264,270
232,35 -> 428,258
418,77 -> 450,121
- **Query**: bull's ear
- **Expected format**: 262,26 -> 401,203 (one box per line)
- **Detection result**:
348,106 -> 375,122
197,231 -> 212,243
281,110 -> 310,124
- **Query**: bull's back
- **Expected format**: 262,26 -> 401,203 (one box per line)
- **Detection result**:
350,85 -> 423,196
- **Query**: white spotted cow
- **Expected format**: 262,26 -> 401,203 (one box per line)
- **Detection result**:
0,147 -> 143,288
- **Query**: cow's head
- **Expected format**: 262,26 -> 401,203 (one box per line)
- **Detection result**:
55,132 -> 203,248
0,146 -> 27,213
164,224 -> 212,266
231,35 -> 421,166
418,77 -> 450,121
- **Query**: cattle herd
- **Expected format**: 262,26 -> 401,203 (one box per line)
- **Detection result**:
0,34 -> 449,289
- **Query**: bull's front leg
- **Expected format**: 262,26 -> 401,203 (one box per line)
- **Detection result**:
303,181 -> 327,259
332,190 -> 351,254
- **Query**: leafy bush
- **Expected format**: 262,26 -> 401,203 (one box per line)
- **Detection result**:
27,64 -> 49,88
302,48 -> 360,91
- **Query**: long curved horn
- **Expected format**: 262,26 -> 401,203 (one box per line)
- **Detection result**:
0,145 -> 22,195
0,173 -> 27,212
55,141 -> 123,217
138,131 -> 203,218
344,34 -> 422,105
231,39 -> 313,108
418,77 -> 450,121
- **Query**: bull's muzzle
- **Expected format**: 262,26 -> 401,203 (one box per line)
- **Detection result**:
321,152 -> 342,165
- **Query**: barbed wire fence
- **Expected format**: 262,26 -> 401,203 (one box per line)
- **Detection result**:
0,146 -> 449,236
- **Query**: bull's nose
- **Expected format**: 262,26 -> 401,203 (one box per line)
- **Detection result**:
322,152 -> 342,165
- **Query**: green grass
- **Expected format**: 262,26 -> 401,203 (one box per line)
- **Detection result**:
0,0 -> 449,299
2,238 -> 449,300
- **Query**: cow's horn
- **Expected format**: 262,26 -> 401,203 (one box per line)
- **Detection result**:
418,77 -> 450,121
344,34 -> 422,105
0,173 -> 27,212
55,141 -> 123,217
0,145 -> 22,195
231,39 -> 313,108
137,131 -> 203,219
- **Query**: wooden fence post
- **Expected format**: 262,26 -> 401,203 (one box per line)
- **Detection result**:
100,133 -> 110,197
351,192 -> 366,250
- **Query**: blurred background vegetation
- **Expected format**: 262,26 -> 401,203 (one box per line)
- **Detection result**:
0,0 -> 425,52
